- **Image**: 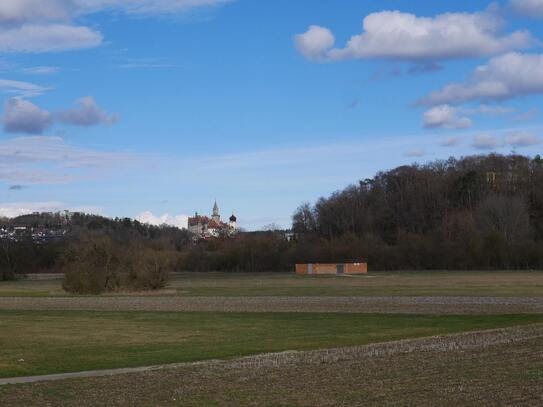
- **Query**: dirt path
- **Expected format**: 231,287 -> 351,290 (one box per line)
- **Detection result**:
0,366 -> 163,386
1,295 -> 543,314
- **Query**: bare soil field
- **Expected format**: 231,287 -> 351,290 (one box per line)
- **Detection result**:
2,324 -> 542,406
2,295 -> 543,314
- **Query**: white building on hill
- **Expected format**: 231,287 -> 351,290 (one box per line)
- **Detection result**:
187,201 -> 237,239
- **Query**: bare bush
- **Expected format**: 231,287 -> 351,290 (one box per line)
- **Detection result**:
124,248 -> 170,291
61,235 -> 175,294
61,236 -> 123,294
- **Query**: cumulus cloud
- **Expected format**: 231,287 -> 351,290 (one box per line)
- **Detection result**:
510,0 -> 543,17
294,25 -> 335,61
57,97 -> 119,126
504,131 -> 541,147
472,134 -> 502,149
423,105 -> 473,129
1,97 -> 118,134
136,211 -> 188,229
419,53 -> 543,105
2,98 -> 52,134
295,11 -> 533,62
0,0 -> 230,53
423,103 -> 517,130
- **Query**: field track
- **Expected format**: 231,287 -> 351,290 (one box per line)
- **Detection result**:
1,295 -> 543,314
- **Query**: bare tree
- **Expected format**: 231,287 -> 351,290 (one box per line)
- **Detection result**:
476,195 -> 532,244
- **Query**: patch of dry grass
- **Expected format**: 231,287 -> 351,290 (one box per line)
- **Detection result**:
3,271 -> 543,297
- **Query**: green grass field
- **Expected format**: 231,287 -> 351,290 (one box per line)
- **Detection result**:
1,310 -> 542,378
2,270 -> 543,297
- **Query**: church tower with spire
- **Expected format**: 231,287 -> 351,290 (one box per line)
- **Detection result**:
212,200 -> 220,223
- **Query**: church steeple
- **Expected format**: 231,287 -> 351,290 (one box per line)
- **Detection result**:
212,200 -> 220,222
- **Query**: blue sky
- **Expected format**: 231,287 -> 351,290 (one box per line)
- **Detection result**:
1,0 -> 543,229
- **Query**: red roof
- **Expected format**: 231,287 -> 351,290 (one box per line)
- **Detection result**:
188,215 -> 210,227
207,219 -> 226,229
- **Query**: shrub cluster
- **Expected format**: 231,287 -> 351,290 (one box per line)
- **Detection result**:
61,236 -> 172,294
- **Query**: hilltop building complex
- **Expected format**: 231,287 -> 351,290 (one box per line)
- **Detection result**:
188,201 -> 237,239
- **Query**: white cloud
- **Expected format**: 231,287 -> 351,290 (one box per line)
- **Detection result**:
21,66 -> 60,75
0,0 -> 230,53
404,149 -> 426,157
422,103 -> 517,130
0,24 -> 102,53
476,105 -> 516,115
136,211 -> 188,229
472,134 -> 502,149
0,167 -> 73,184
0,1 -> 73,25
0,201 -> 66,218
0,135 -> 139,184
511,0 -> 543,18
0,79 -> 49,97
441,136 -> 464,147
0,136 -> 135,166
504,131 -> 541,147
76,0 -> 231,15
1,97 -> 119,134
294,25 -> 335,61
420,53 -> 543,105
57,96 -> 119,126
3,97 -> 52,134
296,11 -> 533,62
423,104 -> 472,129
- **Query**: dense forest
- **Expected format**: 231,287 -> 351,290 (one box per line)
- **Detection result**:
1,153 -> 543,282
291,153 -> 543,270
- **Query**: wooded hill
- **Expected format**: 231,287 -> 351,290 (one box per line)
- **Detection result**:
292,153 -> 543,270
